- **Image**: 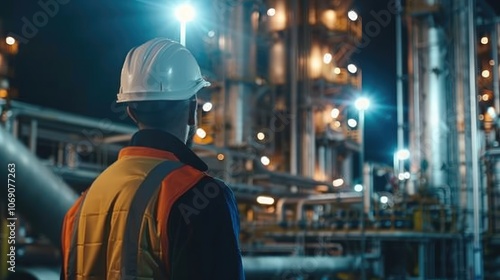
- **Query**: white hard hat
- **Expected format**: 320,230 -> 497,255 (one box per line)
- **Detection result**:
117,38 -> 211,103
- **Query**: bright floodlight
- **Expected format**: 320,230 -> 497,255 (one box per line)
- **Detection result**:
267,8 -> 276,17
380,196 -> 389,204
217,153 -> 225,161
347,64 -> 358,74
348,10 -> 358,21
196,128 -> 207,139
403,172 -> 411,179
175,3 -> 196,23
257,132 -> 266,141
395,149 -> 410,161
333,67 -> 341,74
347,118 -> 358,128
5,36 -> 15,46
330,108 -> 340,119
332,178 -> 344,187
355,97 -> 370,111
261,156 -> 271,166
482,70 -> 490,78
354,184 -> 363,192
323,53 -> 332,64
202,102 -> 213,112
257,195 -> 275,205
481,36 -> 489,45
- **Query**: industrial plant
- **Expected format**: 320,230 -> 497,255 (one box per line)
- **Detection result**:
1,0 -> 500,279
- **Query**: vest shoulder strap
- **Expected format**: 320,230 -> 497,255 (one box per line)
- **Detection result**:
121,160 -> 184,279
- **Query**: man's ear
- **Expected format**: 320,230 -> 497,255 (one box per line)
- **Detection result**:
127,106 -> 139,125
188,99 -> 197,126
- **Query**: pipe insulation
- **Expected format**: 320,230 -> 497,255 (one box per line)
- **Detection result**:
242,256 -> 360,278
0,125 -> 79,245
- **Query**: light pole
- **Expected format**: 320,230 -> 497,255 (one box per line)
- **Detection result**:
174,3 -> 195,46
355,96 -> 369,280
355,97 -> 370,210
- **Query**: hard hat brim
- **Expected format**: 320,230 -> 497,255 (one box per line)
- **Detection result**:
116,80 -> 211,103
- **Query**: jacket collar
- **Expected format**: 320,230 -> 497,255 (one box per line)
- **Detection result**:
123,129 -> 208,172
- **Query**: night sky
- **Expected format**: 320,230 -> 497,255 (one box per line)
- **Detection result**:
2,0 -> 500,165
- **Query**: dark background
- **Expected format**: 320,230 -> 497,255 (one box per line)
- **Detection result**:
1,0 -> 500,165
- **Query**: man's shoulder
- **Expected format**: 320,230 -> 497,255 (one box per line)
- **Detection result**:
170,175 -> 236,225
191,175 -> 235,201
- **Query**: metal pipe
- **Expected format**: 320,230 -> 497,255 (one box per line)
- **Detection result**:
0,125 -> 79,245
364,163 -> 374,220
318,145 -> 326,180
5,266 -> 60,280
296,195 -> 363,222
242,256 -> 360,278
255,162 -> 335,190
276,192 -> 362,223
396,0 -> 405,156
451,0 -> 469,234
493,24 -> 500,113
410,17 -> 422,193
359,109 -> 367,280
278,194 -> 363,222
290,0 -> 298,175
467,0 -> 483,278
29,119 -> 38,153
8,101 -> 136,134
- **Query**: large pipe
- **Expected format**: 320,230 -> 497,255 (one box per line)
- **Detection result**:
5,266 -> 60,280
6,100 -> 136,134
8,256 -> 360,280
243,256 -> 360,278
467,0 -> 483,278
0,125 -> 78,245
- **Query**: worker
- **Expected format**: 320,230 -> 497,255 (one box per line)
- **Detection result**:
60,38 -> 245,280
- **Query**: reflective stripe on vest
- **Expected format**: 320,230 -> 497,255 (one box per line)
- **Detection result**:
121,160 -> 183,279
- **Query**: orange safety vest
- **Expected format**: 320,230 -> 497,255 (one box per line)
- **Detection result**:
61,147 -> 206,279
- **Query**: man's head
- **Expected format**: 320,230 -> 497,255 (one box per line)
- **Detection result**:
116,38 -> 210,144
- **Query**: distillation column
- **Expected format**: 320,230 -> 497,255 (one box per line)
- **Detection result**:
224,1 -> 257,147
408,0 -> 484,278
408,0 -> 449,193
407,0 -> 454,278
